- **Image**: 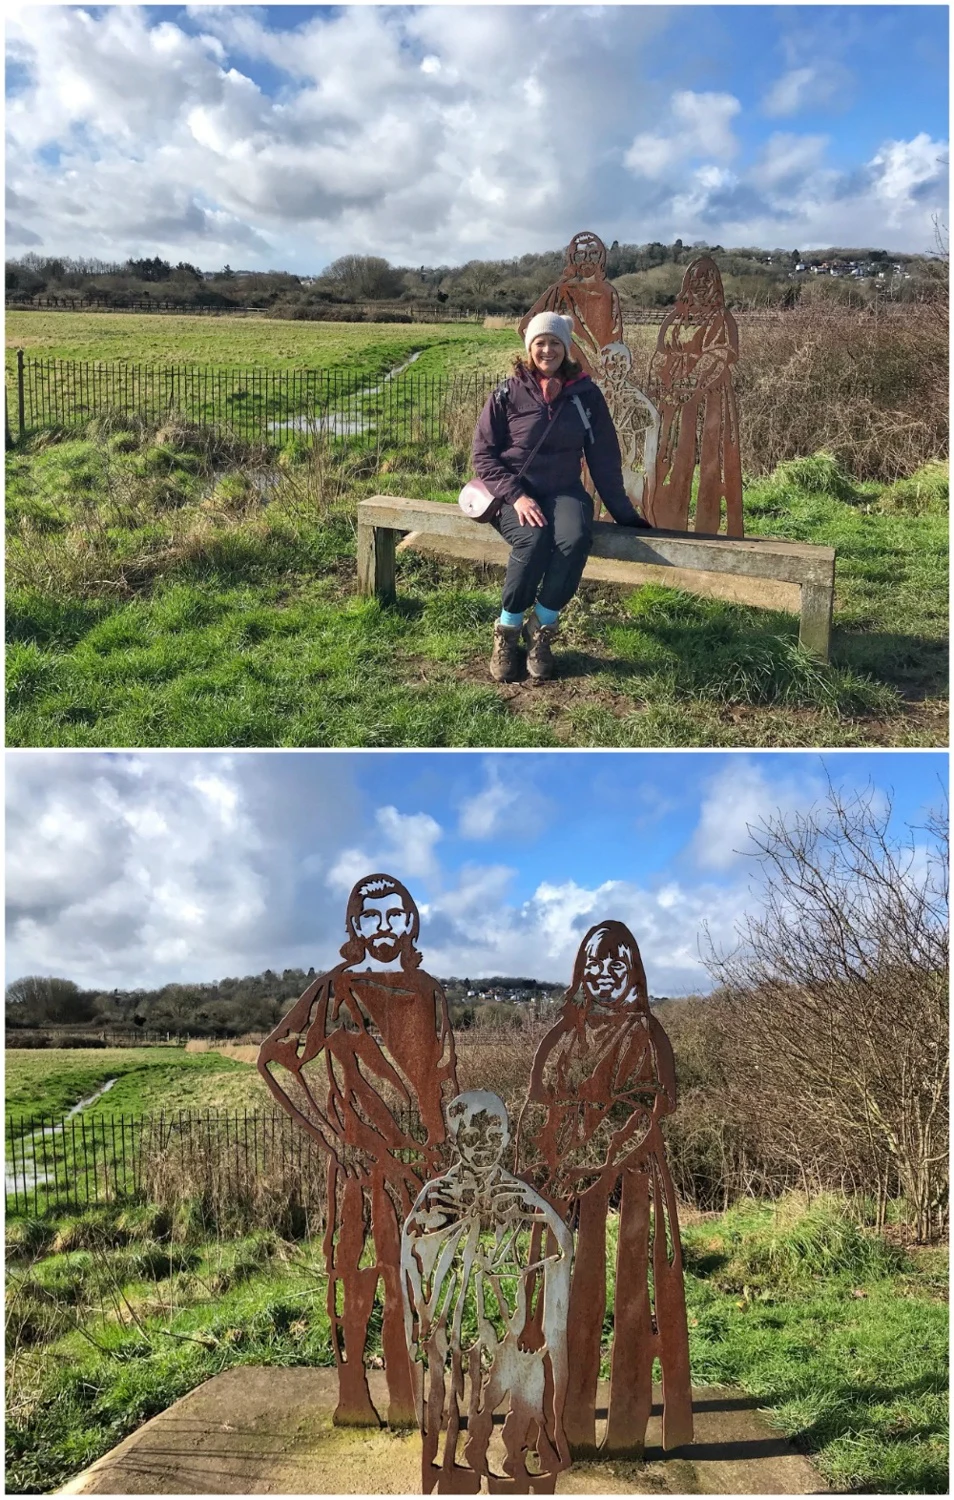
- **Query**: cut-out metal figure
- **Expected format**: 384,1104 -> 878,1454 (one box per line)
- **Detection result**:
647,255 -> 743,537
520,921 -> 693,1459
402,1091 -> 573,1495
519,232 -> 623,377
597,341 -> 660,513
258,873 -> 458,1430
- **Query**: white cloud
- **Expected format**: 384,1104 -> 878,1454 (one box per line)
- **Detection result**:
691,759 -> 829,872
761,62 -> 852,119
750,133 -> 830,190
457,760 -> 552,843
3,8 -> 947,264
3,5 -> 673,266
326,805 -> 443,893
6,752 -> 364,988
869,133 -> 948,212
625,90 -> 741,181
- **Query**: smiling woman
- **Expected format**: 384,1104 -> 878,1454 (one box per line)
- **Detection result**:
472,311 -> 651,685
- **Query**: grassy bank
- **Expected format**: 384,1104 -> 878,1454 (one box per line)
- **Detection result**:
5,1193 -> 946,1495
6,416 -> 947,747
4,1047 -> 263,1124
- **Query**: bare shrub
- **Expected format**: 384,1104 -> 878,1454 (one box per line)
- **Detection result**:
732,302 -> 948,480
702,783 -> 948,1242
455,1025 -> 543,1118
137,1113 -> 325,1240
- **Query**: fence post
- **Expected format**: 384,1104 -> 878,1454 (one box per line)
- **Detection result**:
17,349 -> 25,439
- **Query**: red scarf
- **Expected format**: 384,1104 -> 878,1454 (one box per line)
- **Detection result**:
535,371 -> 563,405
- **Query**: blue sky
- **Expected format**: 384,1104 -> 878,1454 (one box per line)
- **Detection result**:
6,750 -> 947,996
5,5 -> 948,268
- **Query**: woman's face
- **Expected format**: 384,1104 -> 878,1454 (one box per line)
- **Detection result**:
530,335 -> 566,377
582,947 -> 634,1009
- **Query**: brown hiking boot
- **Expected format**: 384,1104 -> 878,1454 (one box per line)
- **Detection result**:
524,611 -> 559,682
490,622 -> 523,682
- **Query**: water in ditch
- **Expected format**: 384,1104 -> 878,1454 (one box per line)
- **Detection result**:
267,349 -> 422,435
6,1077 -> 118,1194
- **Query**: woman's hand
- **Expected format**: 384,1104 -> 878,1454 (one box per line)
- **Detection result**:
514,494 -> 546,527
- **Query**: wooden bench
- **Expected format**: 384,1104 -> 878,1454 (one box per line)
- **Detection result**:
356,496 -> 836,660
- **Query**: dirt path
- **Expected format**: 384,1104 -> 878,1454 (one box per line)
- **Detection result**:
56,1367 -> 823,1495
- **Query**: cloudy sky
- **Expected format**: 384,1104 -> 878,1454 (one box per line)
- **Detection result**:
6,750 -> 945,995
5,5 -> 948,270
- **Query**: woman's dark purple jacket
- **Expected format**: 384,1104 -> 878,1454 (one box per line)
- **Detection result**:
471,365 -> 646,527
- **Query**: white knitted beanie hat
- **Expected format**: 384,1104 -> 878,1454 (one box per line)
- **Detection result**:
524,311 -> 574,358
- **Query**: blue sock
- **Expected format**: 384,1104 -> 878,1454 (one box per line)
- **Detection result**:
499,609 -> 524,629
533,603 -> 560,627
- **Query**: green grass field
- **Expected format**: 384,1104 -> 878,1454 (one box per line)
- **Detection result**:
6,311 -> 522,379
6,417 -> 948,746
4,1047 -> 267,1124
5,1193 -> 947,1495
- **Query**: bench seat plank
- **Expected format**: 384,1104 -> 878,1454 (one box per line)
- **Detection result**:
357,495 -> 835,659
395,531 -> 803,613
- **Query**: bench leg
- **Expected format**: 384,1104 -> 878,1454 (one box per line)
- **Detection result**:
799,582 -> 833,661
357,522 -> 397,604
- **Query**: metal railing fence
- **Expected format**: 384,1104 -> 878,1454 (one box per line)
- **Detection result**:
5,1107 -> 428,1217
8,351 -> 499,448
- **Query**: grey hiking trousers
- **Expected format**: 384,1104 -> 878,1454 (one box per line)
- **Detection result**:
492,491 -> 594,615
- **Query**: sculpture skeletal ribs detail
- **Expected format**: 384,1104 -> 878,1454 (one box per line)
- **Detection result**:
402,1091 -> 572,1494
258,878 -> 692,1489
519,231 -> 743,537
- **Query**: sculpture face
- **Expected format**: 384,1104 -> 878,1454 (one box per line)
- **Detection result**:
600,341 -> 632,383
680,257 -> 722,311
567,232 -> 606,279
582,948 -> 634,1008
354,892 -> 414,962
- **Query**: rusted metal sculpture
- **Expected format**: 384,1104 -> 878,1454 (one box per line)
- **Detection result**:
519,232 -> 658,518
519,231 -> 623,377
518,921 -> 693,1460
597,341 -> 660,513
258,874 -> 458,1430
647,255 -> 743,537
402,1091 -> 573,1495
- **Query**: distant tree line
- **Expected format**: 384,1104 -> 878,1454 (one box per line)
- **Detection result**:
6,240 -> 945,318
4,969 -> 569,1039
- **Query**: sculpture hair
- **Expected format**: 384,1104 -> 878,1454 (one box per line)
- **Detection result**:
678,255 -> 724,308
566,919 -> 649,1013
340,872 -> 422,966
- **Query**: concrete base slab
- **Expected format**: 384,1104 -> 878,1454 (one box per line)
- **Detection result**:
56,1367 -> 823,1496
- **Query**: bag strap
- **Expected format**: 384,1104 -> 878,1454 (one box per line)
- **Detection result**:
571,393 -> 594,445
513,392 -> 574,481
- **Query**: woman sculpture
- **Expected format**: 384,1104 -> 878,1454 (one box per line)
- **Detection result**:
519,921 -> 693,1458
647,256 -> 743,537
